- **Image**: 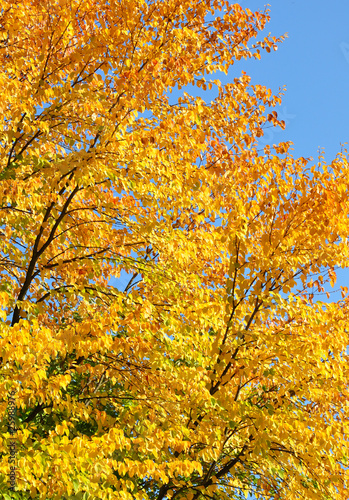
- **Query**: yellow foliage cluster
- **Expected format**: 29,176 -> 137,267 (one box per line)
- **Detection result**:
0,1 -> 348,499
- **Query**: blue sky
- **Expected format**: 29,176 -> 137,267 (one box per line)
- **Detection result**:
229,0 -> 349,303
236,0 -> 349,163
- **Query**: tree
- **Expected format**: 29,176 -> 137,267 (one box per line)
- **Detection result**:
0,0 -> 348,498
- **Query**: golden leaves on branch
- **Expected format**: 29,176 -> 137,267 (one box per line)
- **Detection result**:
0,1 -> 348,500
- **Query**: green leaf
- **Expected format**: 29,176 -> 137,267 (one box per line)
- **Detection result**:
73,479 -> 79,493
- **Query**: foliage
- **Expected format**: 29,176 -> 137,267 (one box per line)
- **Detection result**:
0,0 -> 348,499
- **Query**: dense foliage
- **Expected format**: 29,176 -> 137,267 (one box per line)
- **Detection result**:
0,1 -> 348,499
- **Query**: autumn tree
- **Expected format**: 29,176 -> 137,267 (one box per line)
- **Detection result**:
0,1 -> 348,499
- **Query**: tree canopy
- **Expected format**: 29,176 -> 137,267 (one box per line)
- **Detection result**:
0,1 -> 348,499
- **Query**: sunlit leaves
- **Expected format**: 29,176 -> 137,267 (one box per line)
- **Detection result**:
0,0 -> 348,499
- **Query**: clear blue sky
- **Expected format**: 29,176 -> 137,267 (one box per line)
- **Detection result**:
231,0 -> 349,303
234,0 -> 349,161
